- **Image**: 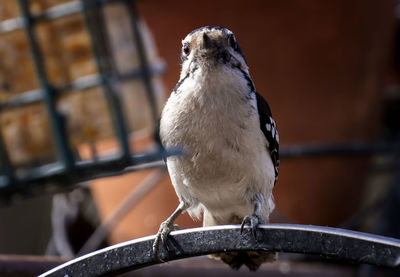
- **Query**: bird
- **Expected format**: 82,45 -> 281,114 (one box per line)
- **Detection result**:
153,26 -> 279,271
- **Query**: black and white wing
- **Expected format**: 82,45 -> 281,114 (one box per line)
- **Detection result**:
255,92 -> 279,183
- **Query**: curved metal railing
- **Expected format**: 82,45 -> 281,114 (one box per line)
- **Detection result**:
40,224 -> 400,277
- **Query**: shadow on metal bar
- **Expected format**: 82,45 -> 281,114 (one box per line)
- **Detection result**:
39,224 -> 400,277
0,147 -> 180,189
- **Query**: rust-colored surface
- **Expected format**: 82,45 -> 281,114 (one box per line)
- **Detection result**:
91,0 -> 396,244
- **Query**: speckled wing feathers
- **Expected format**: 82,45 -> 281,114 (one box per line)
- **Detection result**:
255,92 -> 279,182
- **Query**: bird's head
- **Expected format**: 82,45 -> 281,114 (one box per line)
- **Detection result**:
180,26 -> 247,76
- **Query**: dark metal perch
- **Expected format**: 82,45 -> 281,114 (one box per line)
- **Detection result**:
40,224 -> 400,277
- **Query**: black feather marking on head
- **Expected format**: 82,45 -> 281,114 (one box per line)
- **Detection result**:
234,42 -> 246,62
190,64 -> 199,74
227,33 -> 246,61
233,64 -> 255,92
217,50 -> 231,64
172,73 -> 189,94
181,53 -> 188,63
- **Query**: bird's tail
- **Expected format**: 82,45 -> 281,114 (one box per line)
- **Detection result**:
203,210 -> 276,271
213,250 -> 276,271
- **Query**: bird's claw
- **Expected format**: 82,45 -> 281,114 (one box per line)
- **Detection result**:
240,214 -> 266,239
152,221 -> 179,261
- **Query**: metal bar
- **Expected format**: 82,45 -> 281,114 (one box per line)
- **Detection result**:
0,2 -> 82,34
2,140 -> 399,198
17,0 -> 75,170
57,73 -> 102,93
0,88 -> 43,111
0,146 -> 179,197
34,1 -> 83,21
74,147 -> 179,181
118,62 -> 165,82
0,0 -> 126,34
280,141 -> 400,158
124,0 -> 161,141
0,63 -> 165,111
39,224 -> 400,276
81,0 -> 131,159
0,17 -> 24,33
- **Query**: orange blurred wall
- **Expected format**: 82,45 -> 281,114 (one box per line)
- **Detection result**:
91,0 -> 396,244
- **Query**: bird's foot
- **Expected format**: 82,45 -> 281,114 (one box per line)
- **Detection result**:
240,213 -> 266,239
152,220 -> 179,261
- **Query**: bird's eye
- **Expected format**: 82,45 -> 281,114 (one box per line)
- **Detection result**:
183,44 -> 190,55
228,34 -> 237,49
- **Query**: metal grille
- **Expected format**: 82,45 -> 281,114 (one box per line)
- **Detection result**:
0,0 -> 176,201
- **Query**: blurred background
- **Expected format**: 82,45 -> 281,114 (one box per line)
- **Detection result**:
0,0 -> 400,276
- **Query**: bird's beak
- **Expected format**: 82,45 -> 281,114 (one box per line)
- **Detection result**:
199,32 -> 230,63
201,33 -> 215,50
